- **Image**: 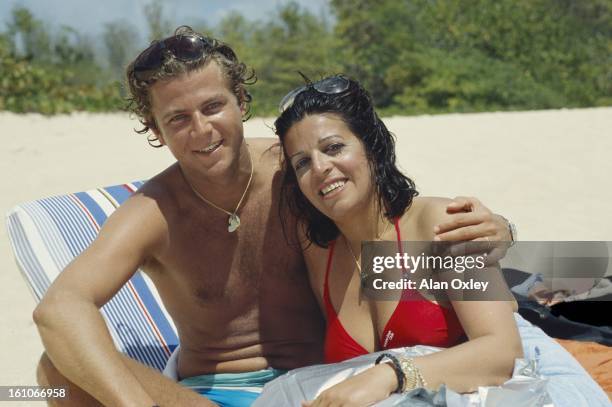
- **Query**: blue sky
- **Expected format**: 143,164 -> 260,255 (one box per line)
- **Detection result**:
0,0 -> 331,41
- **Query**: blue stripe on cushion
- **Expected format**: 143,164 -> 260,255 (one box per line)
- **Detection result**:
130,273 -> 179,349
73,191 -> 109,228
6,212 -> 49,300
24,201 -> 73,271
115,285 -> 173,369
38,195 -> 97,256
103,184 -> 136,205
52,196 -> 96,252
104,291 -> 165,369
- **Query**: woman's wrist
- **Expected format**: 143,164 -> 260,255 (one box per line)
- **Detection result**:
374,353 -> 429,394
374,353 -> 404,393
374,362 -> 401,395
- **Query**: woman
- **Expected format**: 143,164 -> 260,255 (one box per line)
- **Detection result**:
273,75 -> 609,406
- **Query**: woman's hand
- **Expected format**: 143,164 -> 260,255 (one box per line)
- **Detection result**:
302,363 -> 398,407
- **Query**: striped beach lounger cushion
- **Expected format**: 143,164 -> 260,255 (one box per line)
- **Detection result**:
5,181 -> 178,371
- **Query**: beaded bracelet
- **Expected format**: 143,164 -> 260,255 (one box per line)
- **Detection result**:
375,352 -> 404,393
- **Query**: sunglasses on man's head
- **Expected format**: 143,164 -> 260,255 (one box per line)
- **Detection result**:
278,75 -> 351,113
132,34 -> 236,81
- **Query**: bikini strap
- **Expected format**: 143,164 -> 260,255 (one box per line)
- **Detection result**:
393,218 -> 403,253
323,240 -> 337,315
393,217 -> 420,301
326,220 -> 401,313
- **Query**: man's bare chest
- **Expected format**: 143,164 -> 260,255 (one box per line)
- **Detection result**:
159,206 -> 303,301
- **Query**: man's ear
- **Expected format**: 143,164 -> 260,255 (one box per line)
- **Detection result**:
238,89 -> 248,114
150,119 -> 166,146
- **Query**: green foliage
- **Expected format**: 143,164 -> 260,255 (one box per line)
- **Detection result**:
103,21 -> 140,81
1,0 -> 610,115
385,48 -> 565,115
0,5 -> 125,113
6,6 -> 51,61
144,0 -> 173,42
0,34 -> 122,114
330,0 -> 611,112
233,2 -> 341,116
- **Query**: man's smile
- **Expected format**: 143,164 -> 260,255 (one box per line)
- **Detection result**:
197,140 -> 223,154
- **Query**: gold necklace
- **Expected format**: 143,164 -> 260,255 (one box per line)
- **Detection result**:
343,219 -> 392,277
183,151 -> 254,233
376,218 -> 392,241
344,235 -> 363,275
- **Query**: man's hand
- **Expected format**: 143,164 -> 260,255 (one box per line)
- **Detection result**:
301,363 -> 397,407
528,282 -> 570,307
433,196 -> 512,264
433,196 -> 511,241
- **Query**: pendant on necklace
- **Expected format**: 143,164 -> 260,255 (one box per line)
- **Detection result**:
228,213 -> 241,233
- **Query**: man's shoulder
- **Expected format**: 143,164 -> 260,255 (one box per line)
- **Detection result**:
247,137 -> 281,162
138,163 -> 182,199
121,163 -> 183,220
246,137 -> 278,149
90,173 -> 178,262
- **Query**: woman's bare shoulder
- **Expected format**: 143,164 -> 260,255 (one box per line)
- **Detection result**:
403,196 -> 455,240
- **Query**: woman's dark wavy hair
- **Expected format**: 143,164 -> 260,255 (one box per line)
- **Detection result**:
274,75 -> 418,248
125,26 -> 256,147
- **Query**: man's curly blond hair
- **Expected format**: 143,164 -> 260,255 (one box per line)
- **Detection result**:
125,26 -> 256,147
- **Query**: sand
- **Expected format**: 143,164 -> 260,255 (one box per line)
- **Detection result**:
1,108 -> 611,400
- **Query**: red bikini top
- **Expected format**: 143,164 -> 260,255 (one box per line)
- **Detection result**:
323,219 -> 465,363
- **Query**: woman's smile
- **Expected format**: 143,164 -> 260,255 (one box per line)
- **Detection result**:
319,178 -> 348,197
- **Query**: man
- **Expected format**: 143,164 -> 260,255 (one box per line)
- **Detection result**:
34,27 -> 513,406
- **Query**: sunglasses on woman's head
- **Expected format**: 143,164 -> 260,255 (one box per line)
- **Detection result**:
278,75 -> 351,113
132,34 -> 235,81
